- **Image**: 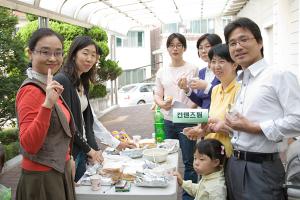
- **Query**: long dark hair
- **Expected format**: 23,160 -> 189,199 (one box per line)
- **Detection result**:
62,36 -> 99,93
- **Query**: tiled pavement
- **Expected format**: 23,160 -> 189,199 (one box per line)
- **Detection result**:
0,104 -> 184,200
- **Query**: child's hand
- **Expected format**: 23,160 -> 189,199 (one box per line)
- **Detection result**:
173,171 -> 183,186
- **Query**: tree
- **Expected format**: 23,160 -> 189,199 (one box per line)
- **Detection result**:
97,60 -> 122,104
26,13 -> 38,22
0,7 -> 27,128
18,21 -> 109,59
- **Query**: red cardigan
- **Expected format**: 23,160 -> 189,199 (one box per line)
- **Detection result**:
16,85 -> 71,171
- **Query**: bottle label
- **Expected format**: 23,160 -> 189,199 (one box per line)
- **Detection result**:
172,109 -> 208,124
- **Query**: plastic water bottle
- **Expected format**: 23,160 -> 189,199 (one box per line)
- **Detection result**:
154,106 -> 166,143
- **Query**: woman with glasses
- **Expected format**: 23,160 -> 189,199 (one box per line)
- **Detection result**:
154,33 -> 198,200
54,36 -> 136,182
15,28 -> 76,200
183,44 -> 241,157
178,33 -> 222,109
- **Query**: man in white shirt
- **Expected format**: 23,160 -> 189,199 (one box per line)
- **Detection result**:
212,17 -> 300,200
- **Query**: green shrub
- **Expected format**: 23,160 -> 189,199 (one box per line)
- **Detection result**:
97,41 -> 109,58
89,84 -> 107,99
4,141 -> 19,161
0,128 -> 18,145
86,26 -> 108,42
0,128 -> 19,161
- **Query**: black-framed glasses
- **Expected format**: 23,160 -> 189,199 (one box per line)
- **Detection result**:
33,49 -> 64,57
228,37 -> 255,48
168,43 -> 183,49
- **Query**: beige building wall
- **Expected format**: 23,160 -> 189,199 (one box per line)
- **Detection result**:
237,0 -> 299,78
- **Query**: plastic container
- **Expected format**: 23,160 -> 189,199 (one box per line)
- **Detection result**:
143,148 -> 168,163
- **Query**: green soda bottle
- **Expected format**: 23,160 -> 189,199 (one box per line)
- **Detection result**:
154,106 -> 166,143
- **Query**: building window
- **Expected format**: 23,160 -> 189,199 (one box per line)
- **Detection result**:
116,37 -> 122,47
208,19 -> 214,33
190,20 -> 201,33
162,23 -> 178,34
222,17 -> 232,29
137,32 -> 143,47
123,31 -> 144,48
189,19 -> 215,34
200,19 -> 208,33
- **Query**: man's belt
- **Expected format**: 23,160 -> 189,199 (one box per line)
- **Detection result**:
233,150 -> 279,163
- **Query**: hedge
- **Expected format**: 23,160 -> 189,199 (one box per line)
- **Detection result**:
89,83 -> 107,99
0,128 -> 18,144
0,128 -> 19,161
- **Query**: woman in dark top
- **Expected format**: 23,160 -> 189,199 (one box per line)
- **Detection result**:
178,33 -> 222,109
55,36 -> 135,182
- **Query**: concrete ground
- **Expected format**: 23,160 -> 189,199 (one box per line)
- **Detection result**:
0,104 -> 184,200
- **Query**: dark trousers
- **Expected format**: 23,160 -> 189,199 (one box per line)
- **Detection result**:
226,156 -> 285,200
74,151 -> 87,182
164,120 -> 197,200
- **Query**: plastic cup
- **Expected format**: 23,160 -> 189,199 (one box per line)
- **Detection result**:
90,174 -> 101,191
132,135 -> 141,145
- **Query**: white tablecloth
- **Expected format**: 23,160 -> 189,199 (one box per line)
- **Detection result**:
75,152 -> 179,200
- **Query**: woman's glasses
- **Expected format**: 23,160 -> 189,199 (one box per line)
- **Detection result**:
33,49 -> 64,58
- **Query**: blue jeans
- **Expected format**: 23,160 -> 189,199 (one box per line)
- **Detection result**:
164,120 -> 197,200
74,151 -> 87,182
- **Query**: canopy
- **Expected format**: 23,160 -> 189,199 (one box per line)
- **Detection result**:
0,0 -> 248,35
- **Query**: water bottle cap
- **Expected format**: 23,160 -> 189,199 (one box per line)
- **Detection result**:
152,132 -> 155,138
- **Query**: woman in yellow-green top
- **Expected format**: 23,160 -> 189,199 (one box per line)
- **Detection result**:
183,44 -> 240,157
205,44 -> 240,157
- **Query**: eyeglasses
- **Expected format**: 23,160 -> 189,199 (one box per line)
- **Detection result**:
33,49 -> 64,58
168,43 -> 183,49
198,45 -> 211,51
228,37 -> 255,48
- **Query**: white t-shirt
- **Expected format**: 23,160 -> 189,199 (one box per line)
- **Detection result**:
155,62 -> 198,121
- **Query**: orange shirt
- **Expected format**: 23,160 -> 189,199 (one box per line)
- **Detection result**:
16,85 -> 71,171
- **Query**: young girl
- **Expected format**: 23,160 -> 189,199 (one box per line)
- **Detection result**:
174,139 -> 227,200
